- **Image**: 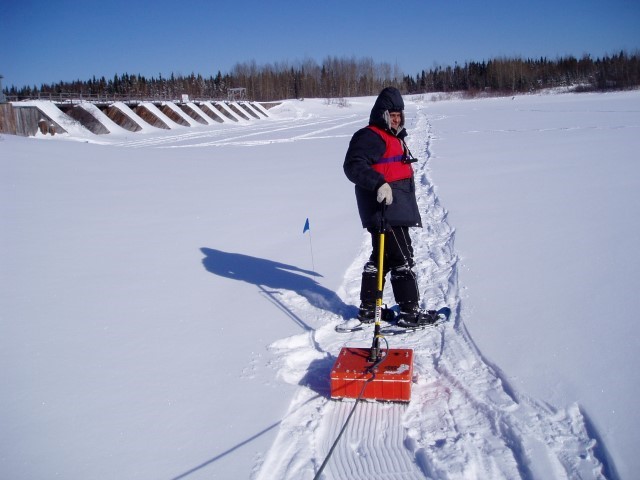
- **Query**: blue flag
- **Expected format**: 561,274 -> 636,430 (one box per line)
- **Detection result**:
303,218 -> 310,234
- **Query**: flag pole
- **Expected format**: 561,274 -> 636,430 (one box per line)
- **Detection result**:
303,218 -> 315,272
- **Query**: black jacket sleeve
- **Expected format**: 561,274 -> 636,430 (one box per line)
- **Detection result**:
343,128 -> 387,192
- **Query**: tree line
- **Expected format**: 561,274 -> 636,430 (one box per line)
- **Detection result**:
405,51 -> 640,94
4,51 -> 639,102
5,71 -> 233,102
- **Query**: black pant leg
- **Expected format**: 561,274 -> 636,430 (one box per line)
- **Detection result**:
360,226 -> 419,307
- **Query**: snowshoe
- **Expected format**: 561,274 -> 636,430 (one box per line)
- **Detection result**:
381,307 -> 451,335
334,318 -> 365,333
334,305 -> 396,333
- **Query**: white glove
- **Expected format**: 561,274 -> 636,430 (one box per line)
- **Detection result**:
376,183 -> 393,205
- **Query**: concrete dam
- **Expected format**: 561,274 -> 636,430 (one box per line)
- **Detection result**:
0,99 -> 273,137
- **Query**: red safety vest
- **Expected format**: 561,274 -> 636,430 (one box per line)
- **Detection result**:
367,125 -> 413,183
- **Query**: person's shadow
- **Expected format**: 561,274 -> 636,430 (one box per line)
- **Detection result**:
200,248 -> 356,329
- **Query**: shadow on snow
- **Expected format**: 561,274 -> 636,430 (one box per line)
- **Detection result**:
200,247 -> 356,329
188,248 -> 349,478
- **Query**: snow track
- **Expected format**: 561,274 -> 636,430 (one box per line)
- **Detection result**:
319,402 -> 425,480
254,103 -> 605,479
113,113 -> 365,149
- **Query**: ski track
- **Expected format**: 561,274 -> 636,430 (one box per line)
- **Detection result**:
254,101 -> 606,479
112,114 -> 365,149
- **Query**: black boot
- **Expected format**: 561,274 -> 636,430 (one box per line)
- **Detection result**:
357,302 -> 376,323
397,304 -> 438,328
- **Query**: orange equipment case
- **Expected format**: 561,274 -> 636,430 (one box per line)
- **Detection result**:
330,347 -> 414,402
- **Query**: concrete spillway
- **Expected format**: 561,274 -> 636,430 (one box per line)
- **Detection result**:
0,100 -> 273,137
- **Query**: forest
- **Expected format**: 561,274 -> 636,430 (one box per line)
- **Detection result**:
4,51 -> 639,102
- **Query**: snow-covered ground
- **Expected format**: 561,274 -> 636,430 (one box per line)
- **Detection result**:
1,90 -> 638,479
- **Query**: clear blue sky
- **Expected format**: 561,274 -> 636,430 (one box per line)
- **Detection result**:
2,0 -> 639,89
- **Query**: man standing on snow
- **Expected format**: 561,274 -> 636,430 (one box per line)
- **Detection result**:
344,86 -> 431,327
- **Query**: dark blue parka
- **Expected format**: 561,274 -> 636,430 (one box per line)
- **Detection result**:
344,87 -> 422,230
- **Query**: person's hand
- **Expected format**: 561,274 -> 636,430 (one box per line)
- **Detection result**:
376,183 -> 393,204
